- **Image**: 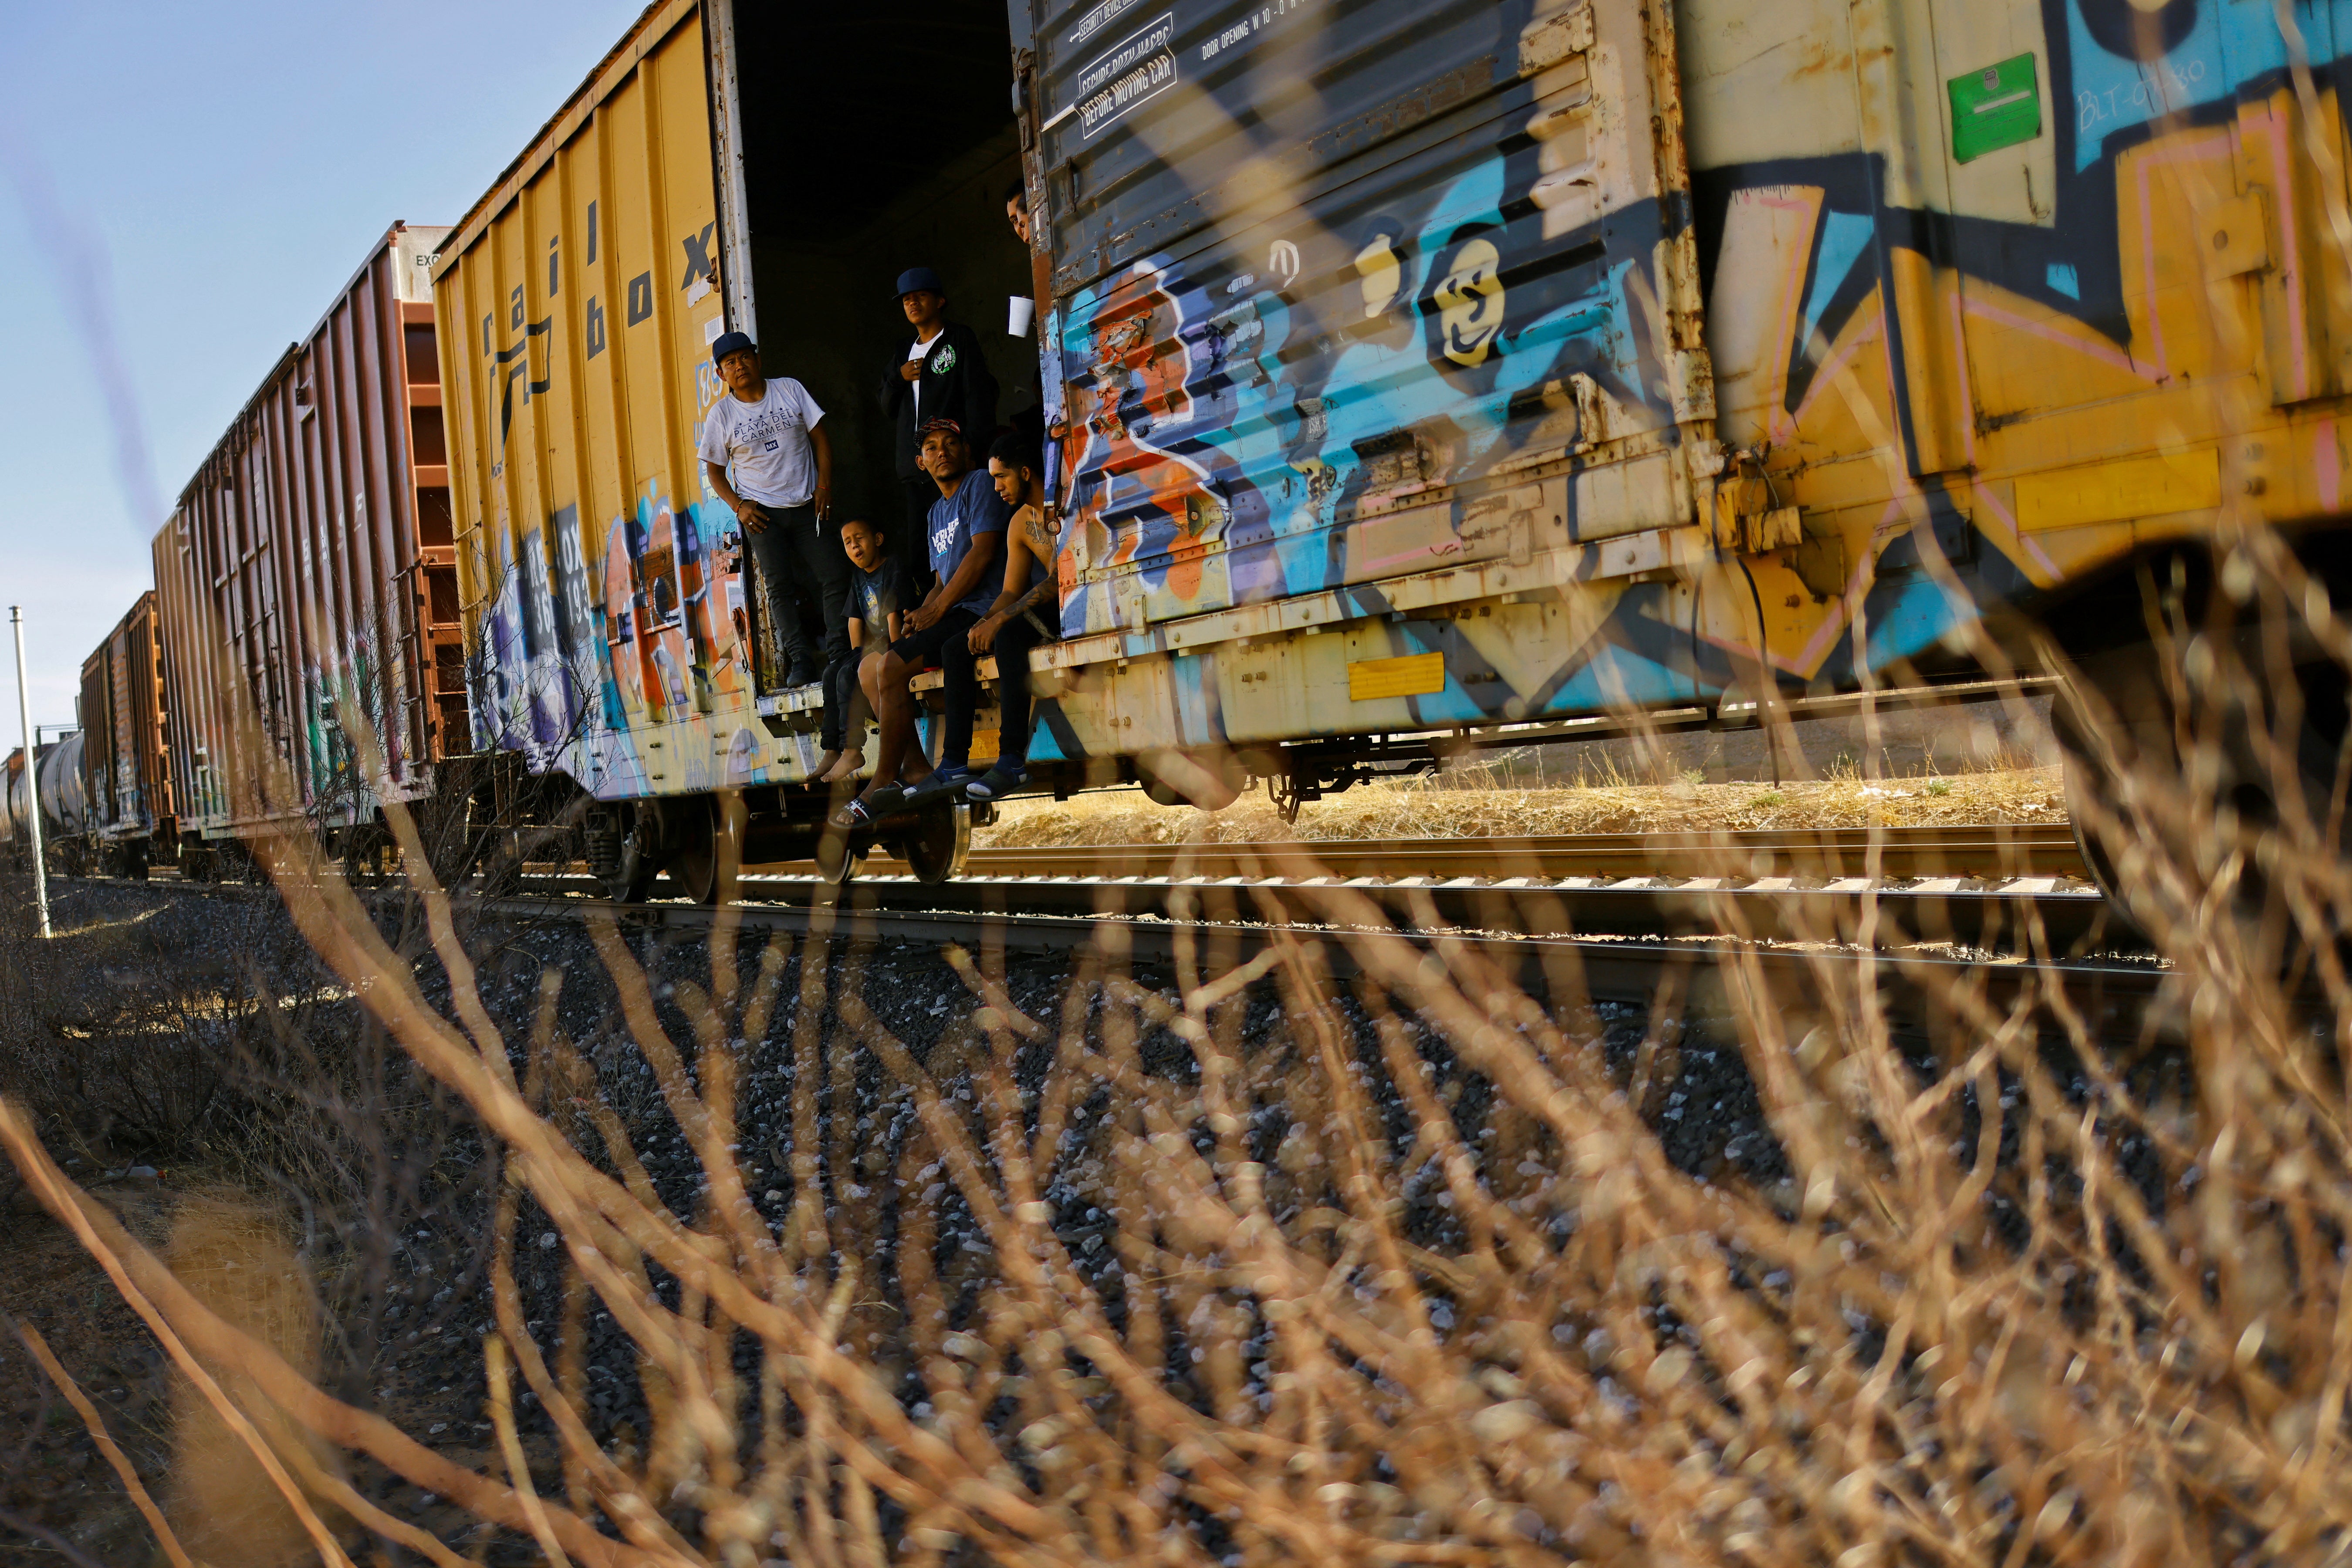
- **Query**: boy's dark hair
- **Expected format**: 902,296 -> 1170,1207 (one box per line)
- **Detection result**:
1003,178 -> 1026,206
837,514 -> 889,550
989,433 -> 1044,476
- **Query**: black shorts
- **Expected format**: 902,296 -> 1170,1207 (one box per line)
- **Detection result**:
888,608 -> 980,668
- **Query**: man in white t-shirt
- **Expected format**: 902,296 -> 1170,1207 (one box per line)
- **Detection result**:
700,331 -> 846,689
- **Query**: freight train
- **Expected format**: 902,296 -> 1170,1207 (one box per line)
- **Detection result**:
15,0 -> 2352,930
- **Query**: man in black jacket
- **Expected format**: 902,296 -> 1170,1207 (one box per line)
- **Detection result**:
878,266 -> 997,585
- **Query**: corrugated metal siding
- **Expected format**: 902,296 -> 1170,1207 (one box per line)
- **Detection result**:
155,223 -> 453,838
1017,0 -> 1716,639
74,592 -> 170,842
77,647 -> 109,839
437,0 -> 759,801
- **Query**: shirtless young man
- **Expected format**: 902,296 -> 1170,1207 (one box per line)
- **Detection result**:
963,434 -> 1061,803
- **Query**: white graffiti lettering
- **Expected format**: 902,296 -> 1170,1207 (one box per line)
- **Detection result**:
2076,56 -> 2207,132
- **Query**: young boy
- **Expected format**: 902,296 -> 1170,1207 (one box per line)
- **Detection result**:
814,516 -> 909,786
963,435 -> 1060,802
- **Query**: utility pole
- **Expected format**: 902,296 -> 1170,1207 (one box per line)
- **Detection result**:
10,607 -> 51,939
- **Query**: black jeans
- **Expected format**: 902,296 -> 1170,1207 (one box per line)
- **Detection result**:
748,503 -> 850,675
892,608 -> 983,770
990,605 -> 1058,767
820,652 -> 867,754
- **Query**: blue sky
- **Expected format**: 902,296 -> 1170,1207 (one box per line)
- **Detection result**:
0,0 -> 648,731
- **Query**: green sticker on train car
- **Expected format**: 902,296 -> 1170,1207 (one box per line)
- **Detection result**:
1948,54 -> 2041,163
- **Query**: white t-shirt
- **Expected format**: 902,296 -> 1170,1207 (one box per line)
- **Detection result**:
697,378 -> 825,507
906,330 -> 944,422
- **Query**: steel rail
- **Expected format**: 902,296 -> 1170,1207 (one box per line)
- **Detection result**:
469,884 -> 2168,1019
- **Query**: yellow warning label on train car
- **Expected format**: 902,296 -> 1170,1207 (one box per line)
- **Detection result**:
1348,652 -> 1447,701
2013,450 -> 2222,531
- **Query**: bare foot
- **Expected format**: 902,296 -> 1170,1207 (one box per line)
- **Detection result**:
811,750 -> 842,786
820,750 -> 866,784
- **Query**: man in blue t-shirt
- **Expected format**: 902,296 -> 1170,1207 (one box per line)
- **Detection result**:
834,417 -> 1005,825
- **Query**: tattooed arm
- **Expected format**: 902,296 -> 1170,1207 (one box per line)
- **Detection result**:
967,502 -> 1060,653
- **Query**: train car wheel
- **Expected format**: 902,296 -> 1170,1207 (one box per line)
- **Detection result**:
899,800 -> 970,886
2057,636 -> 2350,965
666,792 -> 743,906
815,827 -> 868,885
603,806 -> 663,905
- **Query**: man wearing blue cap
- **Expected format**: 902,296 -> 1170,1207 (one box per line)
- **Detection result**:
878,267 -> 997,583
700,331 -> 845,690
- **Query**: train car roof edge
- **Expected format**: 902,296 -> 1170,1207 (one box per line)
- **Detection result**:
162,220 -> 449,524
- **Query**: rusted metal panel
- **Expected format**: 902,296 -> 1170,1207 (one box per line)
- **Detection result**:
154,222 -> 453,838
73,591 -> 171,843
77,646 -> 109,839
1016,0 -> 1718,641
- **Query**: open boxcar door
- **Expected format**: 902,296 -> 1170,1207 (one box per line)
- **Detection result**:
1007,0 -> 1720,640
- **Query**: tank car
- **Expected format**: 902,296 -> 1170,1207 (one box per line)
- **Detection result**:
5,734 -> 91,876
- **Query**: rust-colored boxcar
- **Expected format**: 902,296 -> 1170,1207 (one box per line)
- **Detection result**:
74,590 -> 172,874
155,222 -> 460,856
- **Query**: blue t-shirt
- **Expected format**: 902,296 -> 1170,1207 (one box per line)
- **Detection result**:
849,555 -> 910,635
925,468 -> 1012,618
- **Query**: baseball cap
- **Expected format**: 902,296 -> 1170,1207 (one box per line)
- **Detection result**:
711,330 -> 755,365
896,267 -> 946,298
916,416 -> 963,439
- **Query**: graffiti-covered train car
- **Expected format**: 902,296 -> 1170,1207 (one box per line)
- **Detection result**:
435,0 -> 1039,896
71,591 -> 172,878
154,223 -> 462,879
442,0 -> 2352,900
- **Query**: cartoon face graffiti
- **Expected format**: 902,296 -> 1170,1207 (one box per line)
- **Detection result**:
1432,235 -> 1505,367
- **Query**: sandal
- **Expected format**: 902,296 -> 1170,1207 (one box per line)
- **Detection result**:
902,764 -> 975,806
829,796 -> 875,831
964,762 -> 1028,802
860,783 -> 911,818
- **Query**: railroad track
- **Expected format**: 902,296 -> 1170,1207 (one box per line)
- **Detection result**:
51,813 -> 2164,1041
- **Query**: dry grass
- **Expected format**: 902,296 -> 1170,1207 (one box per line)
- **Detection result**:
8,643 -> 2352,1568
161,1192 -> 341,1568
978,763 -> 2068,848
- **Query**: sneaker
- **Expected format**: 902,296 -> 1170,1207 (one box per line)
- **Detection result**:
964,763 -> 1028,802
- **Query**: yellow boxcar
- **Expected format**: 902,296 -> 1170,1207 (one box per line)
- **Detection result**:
439,0 -> 2352,899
